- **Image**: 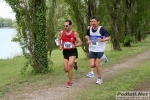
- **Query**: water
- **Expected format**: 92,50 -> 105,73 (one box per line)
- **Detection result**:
0,28 -> 22,59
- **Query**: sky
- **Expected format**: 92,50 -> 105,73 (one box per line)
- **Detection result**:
0,0 -> 16,20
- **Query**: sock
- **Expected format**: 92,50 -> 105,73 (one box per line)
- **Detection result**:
90,71 -> 94,74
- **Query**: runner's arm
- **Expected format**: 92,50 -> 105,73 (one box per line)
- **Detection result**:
74,32 -> 82,47
85,28 -> 91,44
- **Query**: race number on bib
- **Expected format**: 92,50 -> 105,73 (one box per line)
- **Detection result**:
90,36 -> 103,45
64,42 -> 72,49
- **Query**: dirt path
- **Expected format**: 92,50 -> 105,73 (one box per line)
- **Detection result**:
2,50 -> 150,100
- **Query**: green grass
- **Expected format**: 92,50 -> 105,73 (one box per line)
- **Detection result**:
73,59 -> 150,100
0,34 -> 150,98
104,35 -> 150,67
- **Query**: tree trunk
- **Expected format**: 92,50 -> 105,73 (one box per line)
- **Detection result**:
124,0 -> 132,46
88,0 -> 97,19
137,29 -> 141,42
85,0 -> 97,57
112,0 -> 121,50
33,0 -> 48,74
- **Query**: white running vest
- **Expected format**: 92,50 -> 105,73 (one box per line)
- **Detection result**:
89,26 -> 106,52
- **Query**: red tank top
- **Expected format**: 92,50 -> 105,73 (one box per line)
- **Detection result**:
61,30 -> 76,49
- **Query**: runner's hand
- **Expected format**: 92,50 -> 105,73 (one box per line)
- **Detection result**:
87,40 -> 91,44
59,45 -> 63,51
98,38 -> 103,42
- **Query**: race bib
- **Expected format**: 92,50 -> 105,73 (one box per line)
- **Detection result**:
90,36 -> 103,45
64,42 -> 72,49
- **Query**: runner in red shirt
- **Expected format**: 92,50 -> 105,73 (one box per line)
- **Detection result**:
58,20 -> 82,88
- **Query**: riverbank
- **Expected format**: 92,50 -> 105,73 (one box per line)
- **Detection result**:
0,27 -> 14,29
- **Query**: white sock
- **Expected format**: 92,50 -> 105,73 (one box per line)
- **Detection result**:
90,71 -> 94,74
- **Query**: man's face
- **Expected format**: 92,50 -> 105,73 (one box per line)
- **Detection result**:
63,22 -> 71,31
90,19 -> 99,27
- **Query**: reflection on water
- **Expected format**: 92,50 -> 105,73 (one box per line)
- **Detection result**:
0,28 -> 22,59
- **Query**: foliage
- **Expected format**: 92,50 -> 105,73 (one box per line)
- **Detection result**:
3,0 -> 150,74
123,35 -> 133,47
98,0 -> 150,49
5,0 -> 48,74
0,17 -> 15,27
46,0 -> 66,61
64,0 -> 96,56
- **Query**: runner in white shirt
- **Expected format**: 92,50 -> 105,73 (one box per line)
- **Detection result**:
86,19 -> 109,78
86,16 -> 111,84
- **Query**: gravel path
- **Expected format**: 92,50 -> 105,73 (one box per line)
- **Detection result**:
2,50 -> 150,100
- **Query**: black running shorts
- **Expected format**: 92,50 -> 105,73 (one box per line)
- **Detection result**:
63,48 -> 78,60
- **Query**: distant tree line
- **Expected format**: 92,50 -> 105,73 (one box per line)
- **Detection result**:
0,17 -> 15,28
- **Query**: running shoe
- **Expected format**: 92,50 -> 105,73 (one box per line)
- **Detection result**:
103,54 -> 108,63
96,78 -> 103,84
67,82 -> 73,88
87,72 -> 94,77
73,62 -> 78,70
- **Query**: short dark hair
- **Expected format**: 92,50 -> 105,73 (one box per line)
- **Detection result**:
65,20 -> 72,25
90,16 -> 100,21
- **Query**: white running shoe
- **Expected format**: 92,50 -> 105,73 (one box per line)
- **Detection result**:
87,72 -> 94,78
96,78 -> 103,84
103,54 -> 108,63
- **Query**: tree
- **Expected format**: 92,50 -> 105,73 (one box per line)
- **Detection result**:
106,0 -> 121,50
123,0 -> 132,46
32,0 -> 48,73
0,17 -> 4,27
0,17 -> 14,27
5,0 -> 48,74
5,0 -> 150,74
64,0 -> 99,56
46,0 -> 62,61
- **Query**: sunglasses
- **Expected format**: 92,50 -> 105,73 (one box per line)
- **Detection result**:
64,25 -> 69,27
